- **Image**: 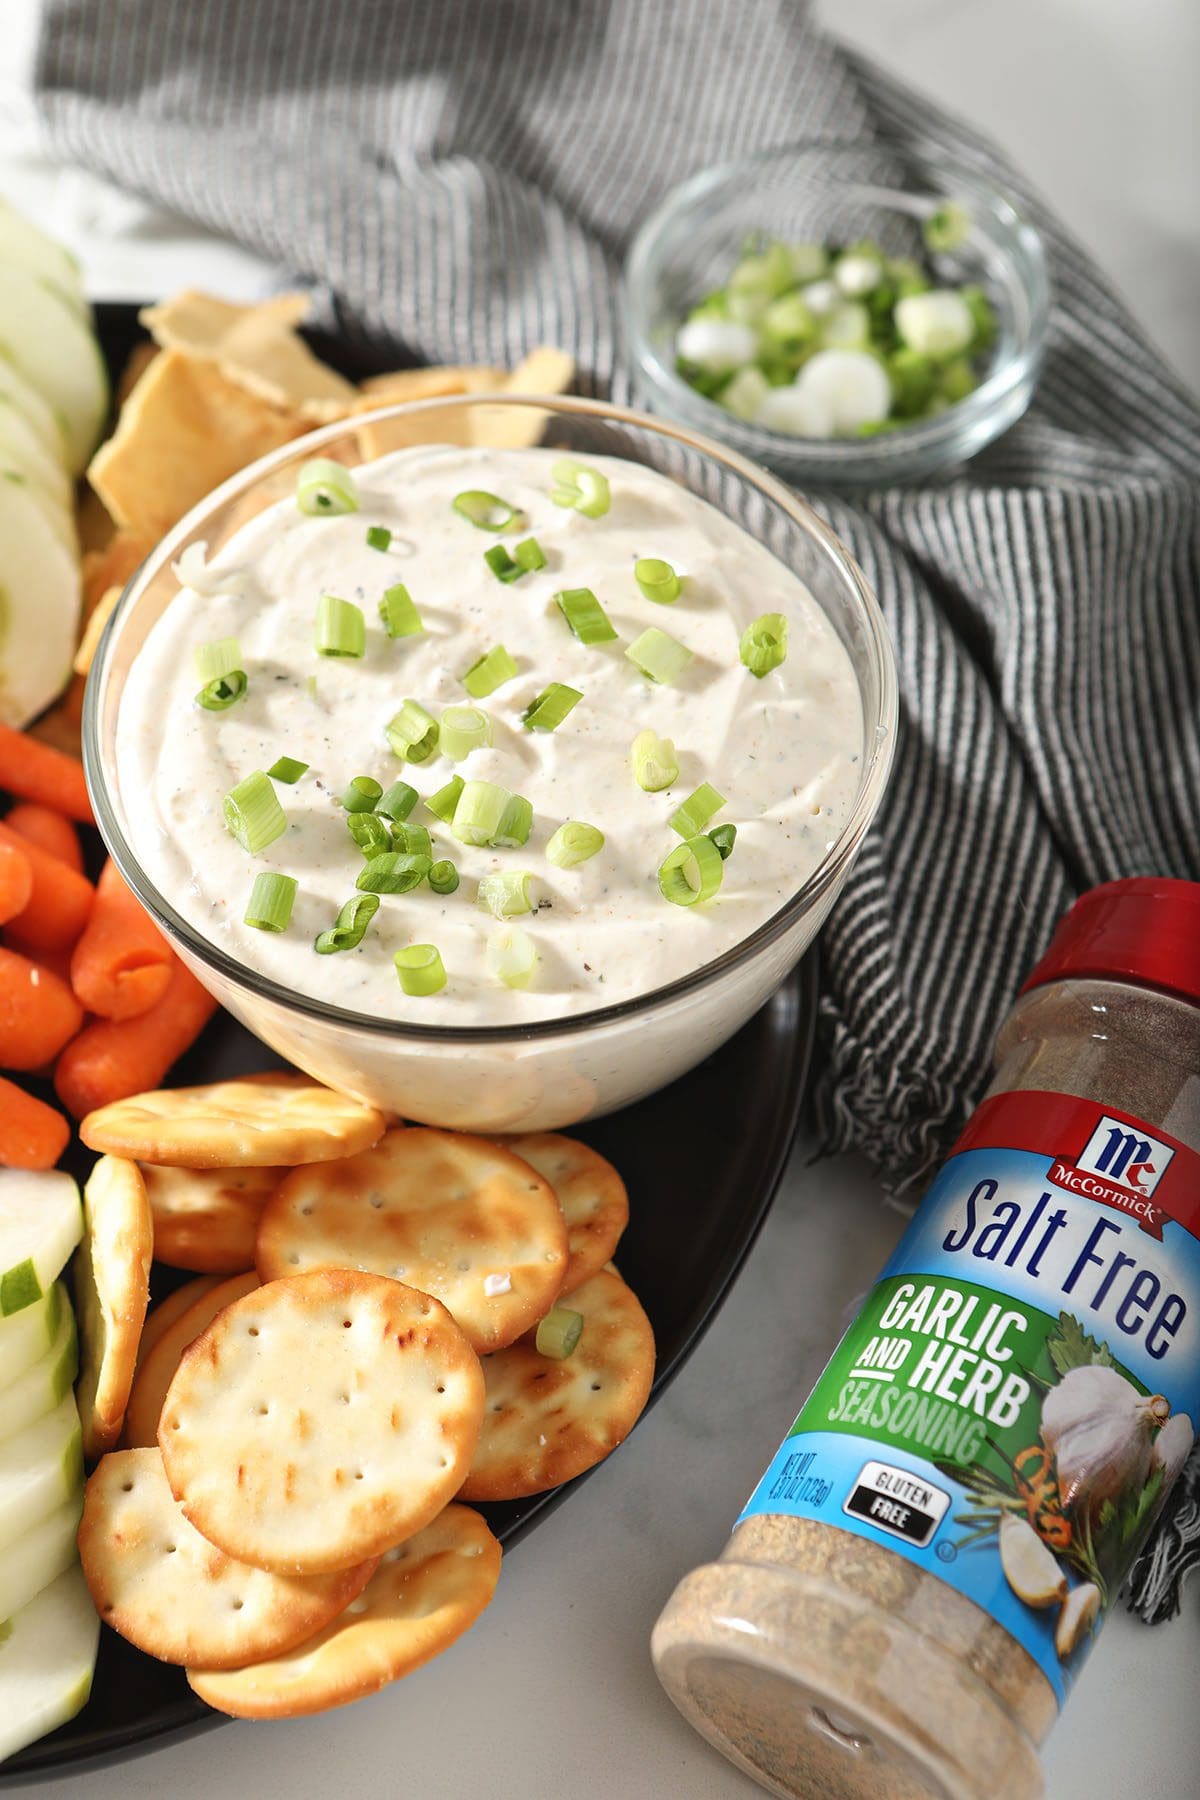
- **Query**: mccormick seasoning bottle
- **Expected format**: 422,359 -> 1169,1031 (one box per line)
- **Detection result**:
652,878 -> 1200,1800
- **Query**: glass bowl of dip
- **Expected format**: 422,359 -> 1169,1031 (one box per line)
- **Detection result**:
84,394 -> 896,1133
625,140 -> 1049,486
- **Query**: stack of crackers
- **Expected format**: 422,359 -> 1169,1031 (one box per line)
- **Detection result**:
69,1072 -> 653,1719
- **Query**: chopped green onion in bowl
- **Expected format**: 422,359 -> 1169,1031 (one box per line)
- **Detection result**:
625,627 -> 692,686
244,872 -> 298,933
315,594 -> 366,659
223,770 -> 286,855
477,869 -> 533,919
546,821 -> 604,869
394,943 -> 447,996
314,892 -> 379,954
631,729 -> 678,793
296,458 -> 359,516
486,923 -> 539,989
196,669 -> 247,712
440,704 -> 493,762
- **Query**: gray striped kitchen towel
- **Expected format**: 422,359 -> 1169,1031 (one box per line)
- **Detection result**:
33,0 -> 1200,1620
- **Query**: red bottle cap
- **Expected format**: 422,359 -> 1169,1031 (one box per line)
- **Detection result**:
1020,877 -> 1200,1005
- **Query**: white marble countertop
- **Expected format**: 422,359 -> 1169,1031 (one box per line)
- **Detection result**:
2,3 -> 1196,1795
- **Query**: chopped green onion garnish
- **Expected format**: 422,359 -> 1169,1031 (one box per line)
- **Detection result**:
386,699 -> 439,764
356,852 -> 432,895
296,458 -> 359,517
440,704 -> 493,762
196,670 -> 247,711
631,729 -> 678,792
535,1305 -> 584,1358
365,525 -> 392,552
347,812 -> 392,860
477,870 -> 533,918
708,823 -> 738,860
394,943 -> 447,996
428,859 -> 460,896
452,490 -> 519,532
521,682 -> 582,732
740,613 -> 788,678
379,583 -> 424,639
923,202 -> 971,254
376,780 -> 418,822
463,645 -> 518,699
425,774 -> 465,824
670,782 -> 726,839
625,627 -> 692,685
658,834 -> 725,908
550,458 -> 611,518
452,779 -> 509,847
192,637 -> 242,682
342,774 -> 383,813
244,872 -> 298,933
514,537 -> 547,572
391,821 -> 432,858
314,892 -> 379,954
545,821 -> 604,869
223,770 -> 287,855
494,793 -> 533,848
315,594 -> 366,659
556,587 -> 617,645
486,923 -> 538,989
267,756 -> 308,785
483,545 -> 521,584
634,558 -> 681,605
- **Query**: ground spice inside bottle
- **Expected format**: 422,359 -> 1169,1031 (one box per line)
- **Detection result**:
652,877 -> 1200,1799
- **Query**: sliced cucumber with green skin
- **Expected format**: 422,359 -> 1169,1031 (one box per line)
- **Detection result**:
0,399 -> 74,513
0,199 -> 87,319
1,462 -> 77,559
0,1282 -> 64,1392
0,267 -> 107,475
0,1306 -> 77,1448
0,482 -> 81,730
0,1562 -> 99,1764
0,1490 -> 82,1625
0,1394 -> 82,1553
0,1172 -> 83,1321
0,360 -> 68,465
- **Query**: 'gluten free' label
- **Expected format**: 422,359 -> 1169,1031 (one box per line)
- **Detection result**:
842,1460 -> 950,1546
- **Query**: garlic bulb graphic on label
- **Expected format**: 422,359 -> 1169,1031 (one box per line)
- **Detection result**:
1150,1411 -> 1195,1490
998,1514 -> 1068,1609
1040,1365 -> 1169,1522
1055,1581 -> 1101,1660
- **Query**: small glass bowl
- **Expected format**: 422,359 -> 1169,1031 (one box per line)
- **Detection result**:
85,395 -> 896,1133
625,140 -> 1049,487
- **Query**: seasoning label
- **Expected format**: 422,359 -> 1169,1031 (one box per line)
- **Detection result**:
738,1090 -> 1200,1705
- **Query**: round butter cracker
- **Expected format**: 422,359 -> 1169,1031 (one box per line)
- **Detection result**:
80,1073 -> 385,1169
136,1276 -> 221,1370
142,1163 -> 283,1273
79,1448 -> 378,1668
187,1504 -> 500,1718
256,1128 -> 568,1353
498,1133 -> 628,1293
159,1269 -> 485,1574
123,1271 -> 259,1450
75,1156 -> 153,1460
460,1268 -> 655,1502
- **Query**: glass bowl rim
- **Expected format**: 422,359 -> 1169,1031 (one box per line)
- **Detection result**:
84,390 -> 898,1045
624,137 -> 1050,469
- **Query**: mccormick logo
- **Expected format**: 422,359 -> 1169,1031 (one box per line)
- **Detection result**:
1049,1114 -> 1176,1238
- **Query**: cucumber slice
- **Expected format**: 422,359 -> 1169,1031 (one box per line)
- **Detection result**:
0,1305 -> 77,1447
0,461 -> 77,559
0,1563 -> 99,1765
0,1282 -> 64,1392
0,479 -> 81,728
0,1393 -> 82,1553
0,268 -> 107,475
0,1491 -> 82,1625
0,199 -> 87,319
0,395 -> 73,511
0,360 -> 66,465
0,1171 -> 83,1320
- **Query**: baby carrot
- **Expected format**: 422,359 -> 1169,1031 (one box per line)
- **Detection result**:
70,859 -> 172,1021
0,1075 -> 71,1169
0,947 -> 85,1070
4,802 -> 84,874
0,723 -> 93,823
57,959 -> 218,1119
0,838 -> 33,924
0,821 -> 94,955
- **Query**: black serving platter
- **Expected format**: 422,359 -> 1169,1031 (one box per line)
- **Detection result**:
3,305 -> 818,1780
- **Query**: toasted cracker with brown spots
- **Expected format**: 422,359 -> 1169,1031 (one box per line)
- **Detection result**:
142,1163 -> 283,1273
74,1157 -> 153,1460
187,1503 -> 500,1717
158,1270 -> 484,1574
80,1073 -> 386,1169
79,1448 -> 378,1668
136,1276 -> 221,1370
459,1268 -> 655,1502
123,1271 -> 259,1450
256,1128 -> 567,1353
498,1134 -> 628,1293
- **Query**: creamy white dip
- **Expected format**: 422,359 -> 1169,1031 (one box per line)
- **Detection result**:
116,446 -> 862,1023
